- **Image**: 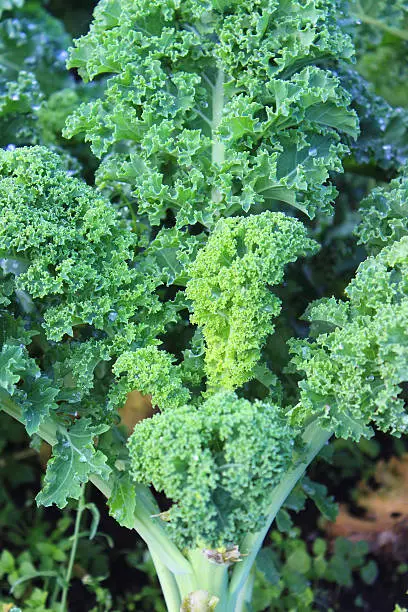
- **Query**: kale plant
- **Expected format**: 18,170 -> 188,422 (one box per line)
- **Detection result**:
0,1 -> 408,610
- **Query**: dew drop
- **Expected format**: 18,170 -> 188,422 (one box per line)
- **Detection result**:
378,117 -> 387,132
56,50 -> 68,64
382,144 -> 392,161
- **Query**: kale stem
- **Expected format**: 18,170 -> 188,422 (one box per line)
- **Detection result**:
0,393 -> 193,577
60,484 -> 86,612
150,549 -> 182,612
227,421 -> 332,610
174,570 -> 200,605
211,68 -> 225,205
235,568 -> 255,612
211,68 -> 225,166
188,548 -> 229,610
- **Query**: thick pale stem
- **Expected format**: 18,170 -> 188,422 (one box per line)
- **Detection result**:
0,392 -> 193,578
174,571 -> 200,606
235,569 -> 255,612
1,393 -> 332,612
150,549 -> 182,612
188,549 -> 229,611
211,69 -> 225,166
227,421 -> 332,611
211,68 -> 225,205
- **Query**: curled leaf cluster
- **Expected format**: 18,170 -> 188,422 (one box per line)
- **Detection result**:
129,391 -> 294,548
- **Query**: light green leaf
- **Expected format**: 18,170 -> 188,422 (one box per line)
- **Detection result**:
36,418 -> 111,508
305,101 -> 359,138
108,472 -> 137,529
0,345 -> 24,393
0,344 -> 36,395
286,549 -> 311,574
21,378 -> 59,436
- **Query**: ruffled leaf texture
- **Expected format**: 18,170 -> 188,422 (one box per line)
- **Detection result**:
186,211 -> 318,390
123,212 -> 318,547
0,329 -> 59,436
290,237 -> 408,441
36,418 -> 111,508
0,145 -> 189,502
0,3 -> 72,146
355,168 -> 408,254
128,391 -> 294,548
65,0 -> 358,227
0,146 -> 173,345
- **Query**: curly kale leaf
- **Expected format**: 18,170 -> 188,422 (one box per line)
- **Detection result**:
0,146 -> 168,344
19,377 -> 59,436
355,168 -> 408,253
36,418 -> 111,508
110,346 -> 190,411
0,343 -> 33,394
139,227 -> 206,288
65,0 -> 358,226
0,4 -> 73,147
0,340 -> 61,435
290,237 -> 408,440
186,211 -> 318,390
339,69 -> 408,171
0,290 -> 60,437
128,391 -> 294,548
51,339 -> 111,403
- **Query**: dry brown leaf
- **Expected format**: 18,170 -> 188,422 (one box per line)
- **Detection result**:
118,390 -> 154,434
325,454 -> 408,560
39,440 -> 52,469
